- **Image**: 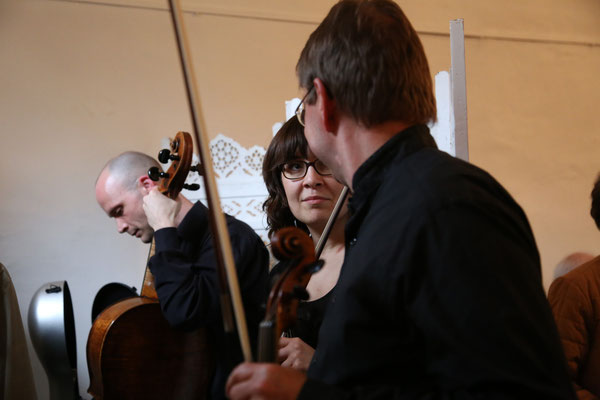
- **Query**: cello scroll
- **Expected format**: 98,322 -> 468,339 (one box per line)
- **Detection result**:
148,131 -> 201,198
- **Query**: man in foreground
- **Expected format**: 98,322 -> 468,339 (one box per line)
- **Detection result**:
226,0 -> 574,398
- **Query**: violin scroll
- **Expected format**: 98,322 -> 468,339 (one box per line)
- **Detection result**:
270,227 -> 313,260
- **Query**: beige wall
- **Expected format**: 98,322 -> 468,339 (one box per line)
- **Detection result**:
1,0 -> 598,398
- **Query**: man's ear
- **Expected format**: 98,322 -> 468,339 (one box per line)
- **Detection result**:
138,175 -> 157,194
313,78 -> 338,134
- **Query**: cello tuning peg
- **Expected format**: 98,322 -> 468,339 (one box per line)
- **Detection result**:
183,183 -> 200,191
158,149 -> 171,163
158,149 -> 181,164
148,167 -> 169,181
292,286 -> 309,301
190,164 -> 202,174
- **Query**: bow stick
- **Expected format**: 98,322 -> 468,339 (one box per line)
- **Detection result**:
314,186 -> 349,258
167,0 -> 252,362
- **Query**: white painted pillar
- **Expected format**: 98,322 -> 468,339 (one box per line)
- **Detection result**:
450,19 -> 469,161
430,19 -> 469,161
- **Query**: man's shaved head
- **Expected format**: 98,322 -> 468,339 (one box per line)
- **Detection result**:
97,151 -> 161,191
95,151 -> 161,243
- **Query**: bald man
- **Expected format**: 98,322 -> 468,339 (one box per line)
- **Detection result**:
553,252 -> 594,281
95,151 -> 269,400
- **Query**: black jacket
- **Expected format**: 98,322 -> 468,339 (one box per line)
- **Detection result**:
299,125 -> 574,399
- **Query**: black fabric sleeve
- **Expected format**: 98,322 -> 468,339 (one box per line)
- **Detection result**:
149,209 -> 269,336
150,226 -> 219,330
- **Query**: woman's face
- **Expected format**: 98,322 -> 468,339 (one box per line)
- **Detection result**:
281,149 -> 346,231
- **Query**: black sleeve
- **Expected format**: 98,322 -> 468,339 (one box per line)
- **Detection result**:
149,215 -> 269,336
298,202 -> 574,400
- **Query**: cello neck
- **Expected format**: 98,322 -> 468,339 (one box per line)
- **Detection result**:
141,238 -> 158,299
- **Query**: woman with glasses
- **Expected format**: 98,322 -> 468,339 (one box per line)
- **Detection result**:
262,116 -> 348,372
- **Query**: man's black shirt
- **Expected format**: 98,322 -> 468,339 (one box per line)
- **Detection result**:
300,125 -> 574,399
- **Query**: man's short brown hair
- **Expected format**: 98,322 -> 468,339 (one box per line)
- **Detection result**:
296,0 -> 436,128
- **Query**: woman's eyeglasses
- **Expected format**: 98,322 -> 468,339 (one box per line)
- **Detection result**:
280,159 -> 332,180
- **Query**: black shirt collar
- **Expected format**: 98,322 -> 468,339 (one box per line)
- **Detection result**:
349,124 -> 437,216
178,201 -> 211,240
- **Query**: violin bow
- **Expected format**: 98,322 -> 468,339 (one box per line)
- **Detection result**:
167,0 -> 252,362
314,186 -> 350,258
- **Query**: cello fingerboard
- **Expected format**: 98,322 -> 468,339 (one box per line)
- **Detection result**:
141,239 -> 158,299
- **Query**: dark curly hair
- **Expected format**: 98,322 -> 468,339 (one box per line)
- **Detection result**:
592,174 -> 600,230
262,117 -> 310,239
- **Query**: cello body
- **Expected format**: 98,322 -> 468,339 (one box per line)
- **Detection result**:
86,297 -> 214,400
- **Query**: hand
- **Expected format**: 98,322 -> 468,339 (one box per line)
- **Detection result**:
142,188 -> 181,230
226,362 -> 306,400
278,337 -> 315,372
